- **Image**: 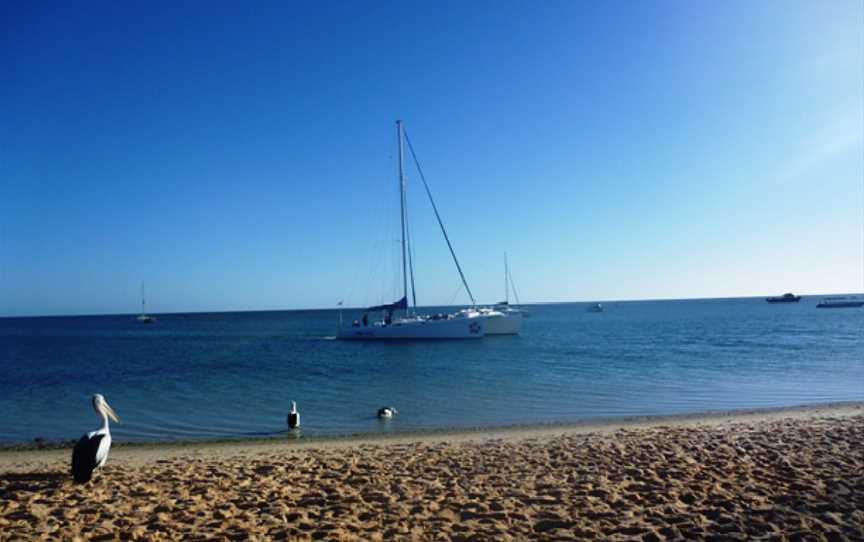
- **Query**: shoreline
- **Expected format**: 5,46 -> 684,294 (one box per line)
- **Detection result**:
2,402 -> 862,540
3,401 -> 862,470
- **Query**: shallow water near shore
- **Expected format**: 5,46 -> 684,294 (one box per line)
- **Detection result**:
1,296 -> 862,444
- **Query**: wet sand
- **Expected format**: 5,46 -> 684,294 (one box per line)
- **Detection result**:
1,404 -> 862,541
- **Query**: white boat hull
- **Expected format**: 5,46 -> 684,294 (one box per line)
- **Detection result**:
338,315 -> 485,340
483,312 -> 522,335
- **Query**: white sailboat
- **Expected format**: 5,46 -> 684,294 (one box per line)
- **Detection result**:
337,121 -> 485,340
136,282 -> 155,323
475,253 -> 523,335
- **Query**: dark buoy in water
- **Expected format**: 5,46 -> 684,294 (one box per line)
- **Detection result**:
287,401 -> 300,429
377,406 -> 398,419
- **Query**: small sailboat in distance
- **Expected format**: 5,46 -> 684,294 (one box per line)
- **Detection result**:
475,253 -> 524,334
136,282 -> 155,323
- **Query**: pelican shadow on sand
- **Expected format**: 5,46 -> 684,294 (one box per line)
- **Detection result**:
0,471 -> 66,496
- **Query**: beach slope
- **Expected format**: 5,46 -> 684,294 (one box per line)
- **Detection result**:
1,405 -> 862,541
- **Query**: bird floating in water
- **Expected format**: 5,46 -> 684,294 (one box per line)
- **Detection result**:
377,406 -> 398,419
287,401 -> 300,429
71,394 -> 120,483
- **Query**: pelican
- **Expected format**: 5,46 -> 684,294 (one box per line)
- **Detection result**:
71,394 -> 120,484
287,400 -> 300,429
377,406 -> 398,419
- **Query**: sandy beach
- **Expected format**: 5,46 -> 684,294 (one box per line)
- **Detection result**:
1,404 -> 862,541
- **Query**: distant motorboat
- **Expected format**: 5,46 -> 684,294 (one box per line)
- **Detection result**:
766,293 -> 801,303
816,296 -> 864,309
587,303 -> 603,313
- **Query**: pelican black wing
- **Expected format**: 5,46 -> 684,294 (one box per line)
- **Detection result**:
71,433 -> 104,483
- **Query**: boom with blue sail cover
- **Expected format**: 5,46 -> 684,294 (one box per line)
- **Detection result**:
366,296 -> 408,312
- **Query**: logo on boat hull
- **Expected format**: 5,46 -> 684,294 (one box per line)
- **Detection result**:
469,321 -> 481,334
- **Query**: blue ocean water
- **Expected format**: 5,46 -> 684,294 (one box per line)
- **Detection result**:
1,297 -> 862,445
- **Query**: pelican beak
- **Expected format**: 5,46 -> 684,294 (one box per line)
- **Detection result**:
103,402 -> 121,424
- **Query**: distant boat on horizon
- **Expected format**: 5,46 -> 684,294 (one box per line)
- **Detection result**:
766,293 -> 801,303
587,303 -> 604,313
502,251 -> 530,318
816,296 -> 864,309
136,282 -> 156,323
474,253 -> 524,335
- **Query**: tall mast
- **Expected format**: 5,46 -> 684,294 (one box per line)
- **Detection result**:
141,282 -> 146,315
504,252 -> 509,304
397,120 -> 408,310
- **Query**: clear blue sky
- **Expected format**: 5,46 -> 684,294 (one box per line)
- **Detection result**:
2,1 -> 862,316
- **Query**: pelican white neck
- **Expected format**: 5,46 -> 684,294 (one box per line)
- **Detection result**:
92,394 -> 120,431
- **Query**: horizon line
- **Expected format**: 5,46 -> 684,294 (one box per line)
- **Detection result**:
2,291 -> 863,319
